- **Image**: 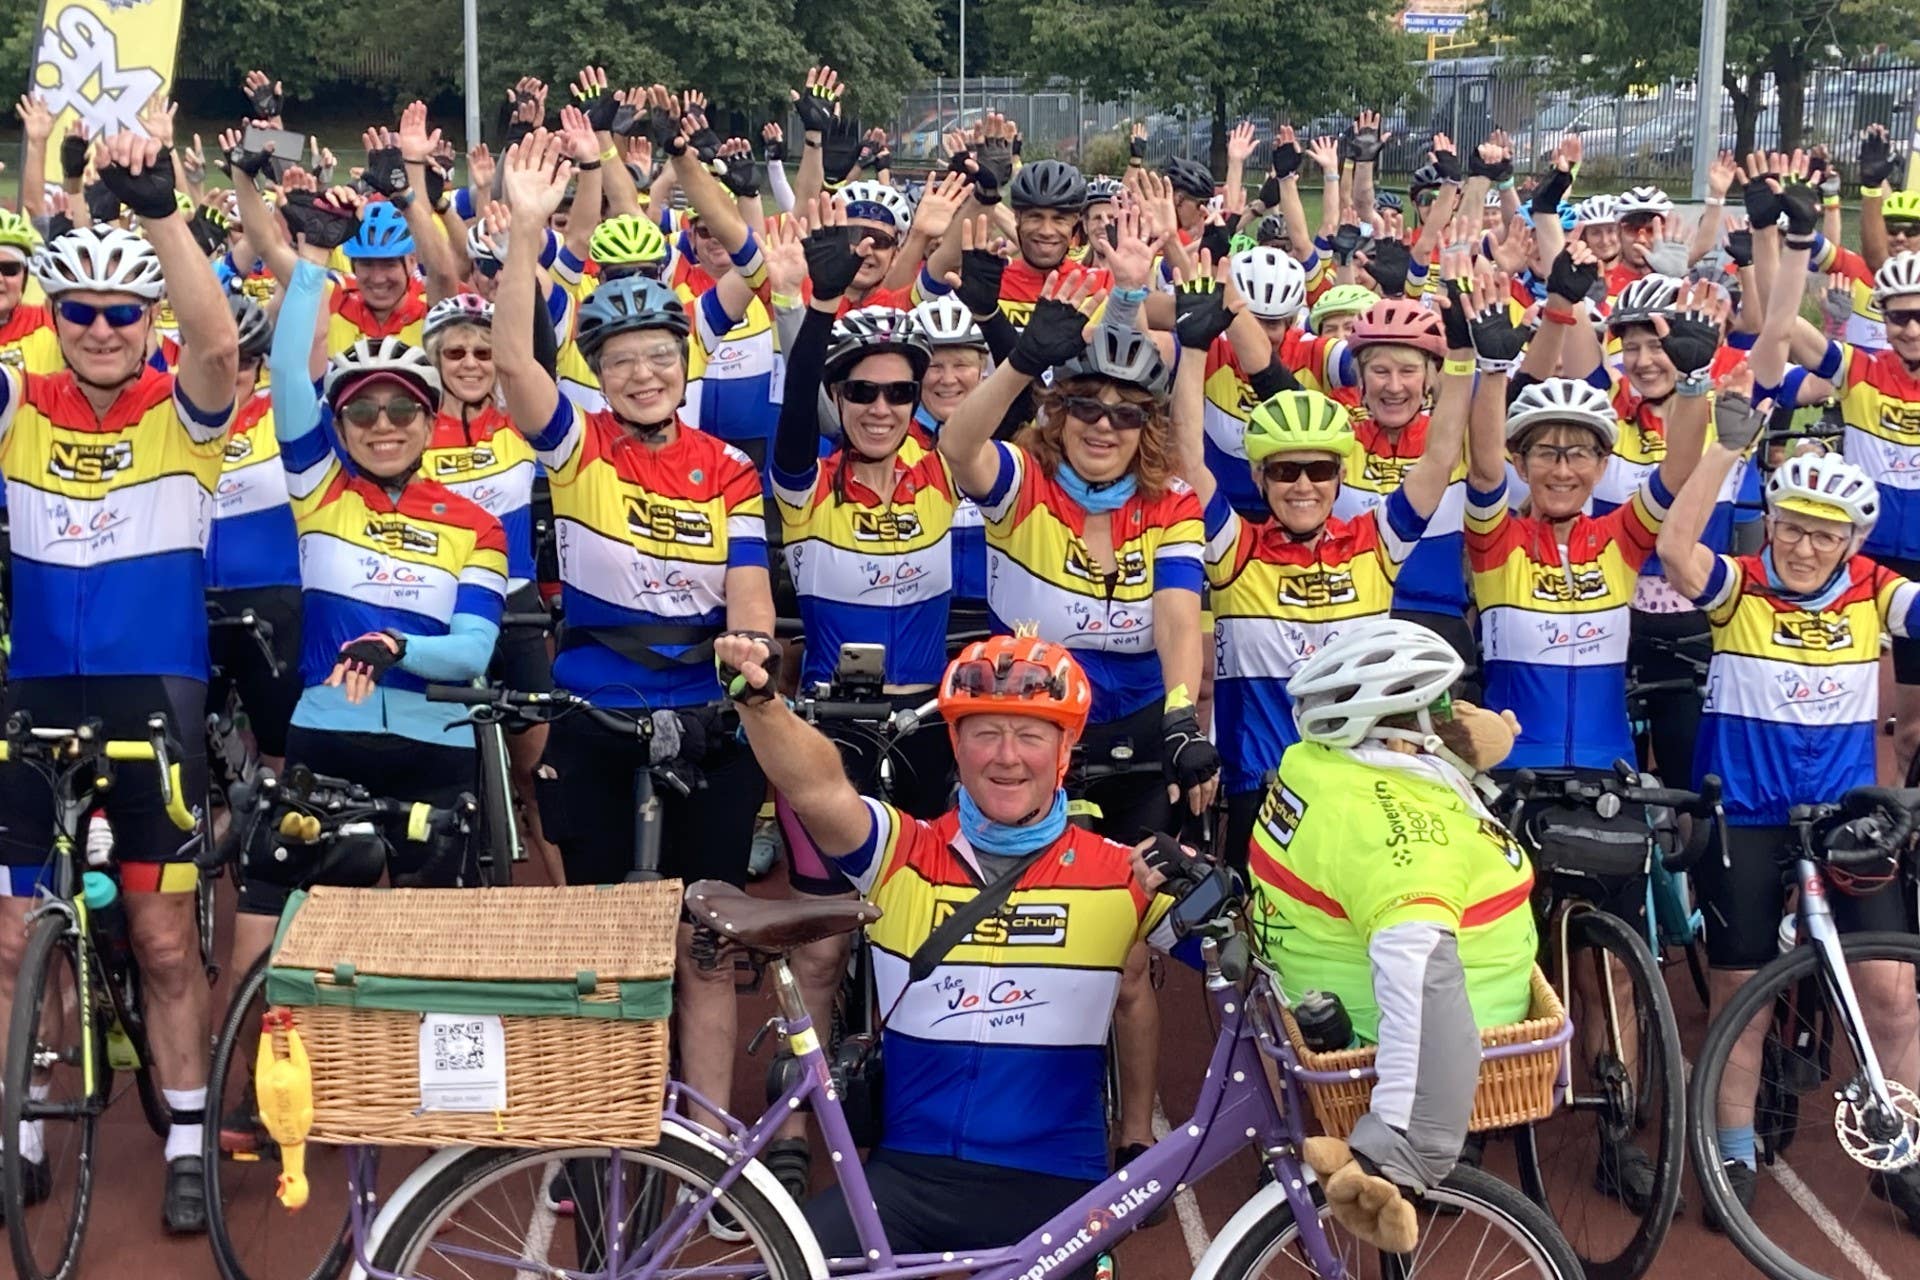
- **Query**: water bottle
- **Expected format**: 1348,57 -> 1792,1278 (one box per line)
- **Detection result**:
1778,912 -> 1799,955
81,872 -> 141,1070
1294,989 -> 1355,1053
84,810 -> 113,869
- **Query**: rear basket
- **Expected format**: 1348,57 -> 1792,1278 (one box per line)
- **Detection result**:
266,882 -> 679,1147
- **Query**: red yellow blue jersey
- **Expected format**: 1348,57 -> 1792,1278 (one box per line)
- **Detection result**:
1199,330 -> 1338,518
421,404 -> 539,590
325,280 -> 428,357
1330,411 -> 1468,614
0,304 -> 60,377
995,257 -> 1112,329
1814,340 -> 1920,559
207,390 -> 300,590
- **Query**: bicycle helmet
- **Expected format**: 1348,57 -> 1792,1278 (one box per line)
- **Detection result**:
1055,325 -> 1172,397
1244,390 -> 1354,463
229,293 -> 272,360
1086,176 -> 1125,206
1615,185 -> 1674,220
0,208 -> 42,256
589,214 -> 669,267
1256,213 -> 1290,246
1884,191 -> 1920,223
1573,194 -> 1619,227
1409,164 -> 1445,198
1287,617 -> 1464,749
840,180 -> 914,233
32,225 -> 165,300
1872,251 -> 1920,307
1164,157 -> 1216,201
466,220 -> 502,267
342,201 -> 415,260
424,294 -> 495,339
1556,200 -> 1579,232
1607,273 -> 1683,331
1766,452 -> 1880,530
322,336 -> 440,406
1009,160 -> 1089,213
823,306 -> 931,385
1504,377 -> 1618,449
1310,284 -> 1381,331
1231,248 -> 1306,322
1484,189 -> 1505,210
938,632 -> 1093,780
910,295 -> 988,350
1347,298 -> 1446,361
1374,192 -> 1404,214
574,275 -> 690,362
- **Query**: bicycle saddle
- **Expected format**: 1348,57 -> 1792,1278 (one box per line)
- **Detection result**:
684,880 -> 882,951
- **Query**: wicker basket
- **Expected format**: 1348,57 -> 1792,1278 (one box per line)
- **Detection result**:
1279,966 -> 1568,1139
266,882 -> 680,1148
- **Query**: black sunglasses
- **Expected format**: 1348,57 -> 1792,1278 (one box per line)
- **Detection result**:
1061,395 -> 1150,431
57,299 -> 147,328
840,379 -> 918,406
1888,222 -> 1920,237
340,396 -> 427,428
1262,458 -> 1343,485
0,261 -> 26,279
1884,309 -> 1920,331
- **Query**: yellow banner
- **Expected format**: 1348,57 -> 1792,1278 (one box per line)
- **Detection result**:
28,0 -> 185,184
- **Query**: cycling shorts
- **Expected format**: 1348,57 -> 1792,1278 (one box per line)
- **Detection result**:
0,677 -> 208,883
237,727 -> 476,917
1073,700 -> 1174,845
538,709 -> 763,888
207,585 -> 304,758
1696,823 -> 1914,969
490,583 -> 555,708
1880,556 -> 1920,685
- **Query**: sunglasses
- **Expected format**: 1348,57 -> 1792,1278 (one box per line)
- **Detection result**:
440,345 -> 494,364
1884,309 -> 1920,331
1886,222 -> 1920,238
0,261 -> 25,279
841,379 -> 918,406
57,299 -> 147,328
600,264 -> 664,283
1261,458 -> 1343,485
858,230 -> 900,252
947,656 -> 1066,700
1061,396 -> 1150,431
474,257 -> 501,278
340,397 -> 427,428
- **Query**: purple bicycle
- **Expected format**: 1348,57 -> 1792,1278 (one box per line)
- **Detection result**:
344,881 -> 1581,1280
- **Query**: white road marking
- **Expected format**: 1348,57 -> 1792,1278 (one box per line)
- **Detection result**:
1766,1156 -> 1895,1280
1153,1096 -> 1212,1267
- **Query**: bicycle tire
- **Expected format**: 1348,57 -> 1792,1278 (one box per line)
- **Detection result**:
367,1136 -> 814,1279
1688,931 -> 1920,1280
1514,908 -> 1683,1280
1208,1164 -> 1584,1280
113,963 -> 171,1138
3,915 -> 101,1280
204,955 -> 352,1280
475,722 -> 518,887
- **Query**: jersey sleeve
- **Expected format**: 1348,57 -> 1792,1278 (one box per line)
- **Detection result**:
977,440 -> 1027,522
1607,466 -> 1675,572
1463,474 -> 1512,557
1697,554 -> 1746,624
1202,490 -> 1254,588
721,442 -> 768,569
526,397 -> 588,479
834,797 -> 917,895
0,365 -> 18,452
1153,482 -> 1205,595
457,515 -> 512,620
1373,487 -> 1432,578
1875,562 -> 1920,639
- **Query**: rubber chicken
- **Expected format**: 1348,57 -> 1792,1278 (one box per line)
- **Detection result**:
254,1010 -> 314,1211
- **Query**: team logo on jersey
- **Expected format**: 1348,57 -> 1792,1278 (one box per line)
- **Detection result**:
1257,782 -> 1306,847
224,434 -> 255,463
852,509 -> 922,542
1878,404 -> 1920,443
47,439 -> 133,483
1529,562 -> 1609,603
1773,667 -> 1851,710
1772,613 -> 1854,651
931,900 -> 1069,946
362,516 -> 441,556
1373,780 -> 1449,864
1534,615 -> 1613,653
0,347 -> 23,369
1277,569 -> 1357,609
1360,454 -> 1414,489
1064,544 -> 1147,586
1478,818 -> 1527,869
998,299 -> 1036,328
433,446 -> 498,476
624,498 -> 715,546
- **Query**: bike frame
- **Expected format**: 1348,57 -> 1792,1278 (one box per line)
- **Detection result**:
1788,854 -> 1909,1131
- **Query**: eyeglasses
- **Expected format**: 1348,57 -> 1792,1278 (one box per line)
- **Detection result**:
1771,520 -> 1849,554
599,348 -> 683,378
841,379 -> 918,406
1883,309 -> 1920,331
0,262 -> 26,279
1525,443 -> 1605,467
1886,221 -> 1920,238
858,230 -> 900,253
947,656 -> 1066,700
1060,396 -> 1150,431
1261,458 -> 1343,485
57,299 -> 147,329
687,222 -> 715,240
340,396 -> 427,428
440,345 -> 493,364
600,264 -> 663,283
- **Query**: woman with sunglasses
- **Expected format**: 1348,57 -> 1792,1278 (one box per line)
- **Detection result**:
1169,267 -> 1472,869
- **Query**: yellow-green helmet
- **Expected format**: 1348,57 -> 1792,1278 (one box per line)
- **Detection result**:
0,208 -> 42,254
1310,284 -> 1379,330
590,214 -> 668,267
1885,190 -> 1920,223
1244,390 -> 1354,464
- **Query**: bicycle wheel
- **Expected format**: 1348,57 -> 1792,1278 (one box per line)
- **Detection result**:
1210,1164 -> 1583,1280
205,955 -> 353,1280
368,1137 -> 813,1278
1513,908 -> 1683,1280
110,963 -> 172,1138
3,914 -> 103,1280
1689,932 -> 1920,1280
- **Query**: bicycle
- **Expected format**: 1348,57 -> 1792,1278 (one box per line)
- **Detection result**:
202,602 -> 287,983
1625,632 -> 1715,1009
461,608 -> 561,886
343,868 -> 1583,1280
0,712 -> 201,1280
1497,764 -> 1724,1280
1688,785 -> 1920,1280
204,768 -> 477,1280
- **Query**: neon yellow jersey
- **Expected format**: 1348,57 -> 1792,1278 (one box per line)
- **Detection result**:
1247,741 -> 1537,1042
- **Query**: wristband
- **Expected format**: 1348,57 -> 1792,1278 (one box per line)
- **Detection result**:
1127,157 -> 1144,168
1823,196 -> 1841,209
770,291 -> 801,310
1113,285 -> 1148,305
1496,178 -> 1515,192
1703,196 -> 1725,206
1675,375 -> 1712,398
804,139 -> 821,150
599,146 -> 620,162
1865,183 -> 1890,199
1164,684 -> 1194,713
1441,358 -> 1476,376
575,159 -> 602,172
1784,231 -> 1816,251
388,190 -> 416,210
1543,307 -> 1579,326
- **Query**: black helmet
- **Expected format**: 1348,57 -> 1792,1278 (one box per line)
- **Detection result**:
1410,164 -> 1445,197
1009,160 -> 1088,213
228,292 -> 272,360
1055,327 -> 1171,398
1164,157 -> 1215,201
823,306 -> 932,385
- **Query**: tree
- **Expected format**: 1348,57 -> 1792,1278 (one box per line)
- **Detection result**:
981,0 -> 1419,172
1496,0 -> 1920,157
181,0 -> 352,100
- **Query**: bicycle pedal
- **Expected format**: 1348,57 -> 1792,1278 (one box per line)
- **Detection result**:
105,1025 -> 141,1072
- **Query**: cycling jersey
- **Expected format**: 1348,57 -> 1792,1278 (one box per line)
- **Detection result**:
995,258 -> 1112,328
421,404 -> 539,591
1247,741 -> 1537,1042
0,365 -> 229,679
1330,411 -> 1468,614
1466,470 -> 1672,769
975,442 -> 1204,722
206,390 -> 300,590
0,304 -> 59,375
1810,340 -> 1920,560
681,288 -> 778,461
841,796 -> 1173,1181
325,279 -> 428,356
914,407 -> 988,605
1811,235 -> 1884,350
1198,331 -> 1339,519
526,398 -> 766,707
1694,553 -> 1920,824
1208,488 -> 1428,795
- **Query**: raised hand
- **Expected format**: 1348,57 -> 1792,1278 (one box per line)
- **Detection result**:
1859,124 -> 1894,189
1227,120 -> 1257,165
762,121 -> 785,164
242,70 -> 284,124
397,100 -> 443,166
791,65 -> 843,136
467,141 -> 495,195
557,104 -> 599,164
14,93 -> 54,145
360,125 -> 408,197
501,129 -> 576,223
139,94 -> 177,147
762,214 -> 807,297
1100,205 -> 1165,292
571,66 -> 620,134
912,169 -> 968,242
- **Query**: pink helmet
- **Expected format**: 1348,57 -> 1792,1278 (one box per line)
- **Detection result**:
1347,298 -> 1446,362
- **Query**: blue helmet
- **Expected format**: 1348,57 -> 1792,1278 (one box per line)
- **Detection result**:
575,276 -> 690,361
1557,200 -> 1579,232
343,201 -> 414,260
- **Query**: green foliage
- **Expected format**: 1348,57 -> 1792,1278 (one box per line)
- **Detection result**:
1078,129 -> 1129,176
0,5 -> 34,108
181,0 -> 350,99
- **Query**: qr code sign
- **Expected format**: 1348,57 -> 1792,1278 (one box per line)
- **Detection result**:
432,1020 -> 489,1072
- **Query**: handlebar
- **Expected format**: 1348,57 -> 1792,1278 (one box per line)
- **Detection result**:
0,713 -> 195,833
222,767 -> 474,860
426,685 -> 660,741
500,611 -> 553,630
207,606 -> 285,676
791,695 -> 941,737
1501,761 -> 1725,872
1788,786 -> 1920,869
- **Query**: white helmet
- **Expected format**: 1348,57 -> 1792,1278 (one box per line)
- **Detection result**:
1766,452 -> 1880,531
1872,251 -> 1920,308
839,181 -> 914,234
1505,377 -> 1618,449
910,295 -> 987,349
1484,189 -> 1505,210
466,220 -> 502,265
1231,247 -> 1306,321
322,336 -> 442,405
1608,274 -> 1683,330
32,226 -> 165,301
1573,195 -> 1619,227
424,293 -> 494,338
1615,186 -> 1674,219
1287,618 -> 1464,749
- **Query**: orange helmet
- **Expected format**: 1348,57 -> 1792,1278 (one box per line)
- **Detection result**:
1347,298 -> 1446,362
938,634 -> 1092,779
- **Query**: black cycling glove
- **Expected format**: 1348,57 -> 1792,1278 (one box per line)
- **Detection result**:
1469,296 -> 1532,372
1726,227 -> 1754,268
1777,181 -> 1821,239
1438,278 -> 1474,351
1859,130 -> 1895,190
1174,277 -> 1232,350
60,133 -> 89,180
1660,309 -> 1721,380
1742,174 -> 1781,229
337,633 -> 406,683
793,84 -> 838,136
575,82 -> 620,134
363,143 -> 409,199
803,224 -> 862,301
1129,132 -> 1147,162
1546,248 -> 1599,305
1366,238 -> 1412,298
282,191 -> 359,250
822,118 -> 865,183
1347,125 -> 1384,164
967,160 -> 1002,208
1468,148 -> 1513,185
101,147 -> 180,220
763,133 -> 786,165
956,247 -> 1005,319
1330,223 -> 1363,266
1529,166 -> 1572,216
1162,707 -> 1221,795
716,632 -> 780,705
685,113 -> 724,165
1429,147 -> 1463,185
1199,221 -> 1233,263
1270,141 -> 1301,184
646,106 -> 686,156
84,181 -> 122,224
975,135 -> 1015,186
718,154 -> 760,198
246,79 -> 284,121
1008,297 -> 1090,377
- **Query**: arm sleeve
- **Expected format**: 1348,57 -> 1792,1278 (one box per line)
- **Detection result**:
980,311 -> 1021,364
268,259 -> 328,448
774,307 -> 835,479
531,280 -> 560,380
767,160 -> 796,215
397,612 -> 502,682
